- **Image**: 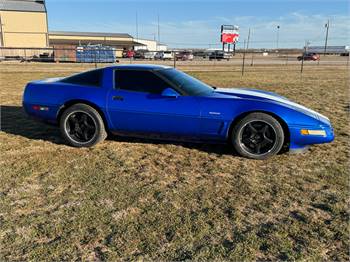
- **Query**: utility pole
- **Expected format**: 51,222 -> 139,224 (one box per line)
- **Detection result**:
324,20 -> 329,56
246,28 -> 251,50
135,12 -> 139,41
248,29 -> 254,66
156,14 -> 160,51
157,14 -> 160,44
241,29 -> 251,75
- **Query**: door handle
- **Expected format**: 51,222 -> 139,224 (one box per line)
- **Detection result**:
112,95 -> 124,101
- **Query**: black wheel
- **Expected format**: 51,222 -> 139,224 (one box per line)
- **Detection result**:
60,103 -> 107,147
231,113 -> 284,159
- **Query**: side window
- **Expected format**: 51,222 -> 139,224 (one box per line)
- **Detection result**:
115,70 -> 169,94
60,69 -> 103,87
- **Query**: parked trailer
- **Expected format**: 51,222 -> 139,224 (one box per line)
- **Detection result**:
76,45 -> 116,63
305,46 -> 350,56
53,45 -> 77,62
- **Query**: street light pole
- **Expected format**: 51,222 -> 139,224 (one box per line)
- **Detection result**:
276,25 -> 280,51
324,20 -> 329,56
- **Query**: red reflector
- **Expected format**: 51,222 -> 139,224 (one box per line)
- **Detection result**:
32,105 -> 49,111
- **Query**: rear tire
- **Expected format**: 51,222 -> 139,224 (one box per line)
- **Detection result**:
60,103 -> 107,147
231,113 -> 284,159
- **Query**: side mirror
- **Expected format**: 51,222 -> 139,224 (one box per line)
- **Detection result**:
161,88 -> 179,98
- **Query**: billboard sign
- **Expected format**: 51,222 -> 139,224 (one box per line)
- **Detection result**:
221,25 -> 239,44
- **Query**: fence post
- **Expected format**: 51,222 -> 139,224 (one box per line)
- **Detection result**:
173,51 -> 176,68
250,52 -> 254,66
300,55 -> 304,74
300,45 -> 307,74
241,40 -> 246,76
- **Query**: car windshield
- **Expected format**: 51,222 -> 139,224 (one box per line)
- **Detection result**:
158,68 -> 214,96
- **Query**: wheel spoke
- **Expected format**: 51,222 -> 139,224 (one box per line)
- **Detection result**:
247,123 -> 258,134
261,125 -> 269,134
242,137 -> 252,145
81,114 -> 88,124
68,115 -> 78,125
83,129 -> 89,140
86,124 -> 94,131
260,137 -> 272,148
264,136 -> 273,144
255,144 -> 261,154
85,120 -> 94,130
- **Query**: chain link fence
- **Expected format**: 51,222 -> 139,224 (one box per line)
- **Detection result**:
0,47 -> 348,75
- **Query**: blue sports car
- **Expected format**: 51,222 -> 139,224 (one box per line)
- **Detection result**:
23,64 -> 334,159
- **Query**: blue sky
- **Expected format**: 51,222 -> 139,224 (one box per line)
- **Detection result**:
46,0 -> 350,48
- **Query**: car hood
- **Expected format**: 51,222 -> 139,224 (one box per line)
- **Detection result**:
215,88 -> 330,123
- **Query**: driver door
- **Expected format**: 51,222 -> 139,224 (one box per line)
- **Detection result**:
106,69 -> 201,138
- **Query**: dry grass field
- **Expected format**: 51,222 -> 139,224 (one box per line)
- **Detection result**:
0,61 -> 349,261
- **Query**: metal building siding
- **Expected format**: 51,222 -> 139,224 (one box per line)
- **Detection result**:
0,0 -> 46,12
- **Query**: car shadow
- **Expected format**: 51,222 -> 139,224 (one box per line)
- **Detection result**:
1,105 -> 236,156
110,134 -> 236,156
1,105 -> 64,144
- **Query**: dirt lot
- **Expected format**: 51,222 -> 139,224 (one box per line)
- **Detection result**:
0,61 -> 349,261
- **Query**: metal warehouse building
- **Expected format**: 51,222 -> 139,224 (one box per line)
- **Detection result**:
0,0 -> 49,47
0,0 -> 150,58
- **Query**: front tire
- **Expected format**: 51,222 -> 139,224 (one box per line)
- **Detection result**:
231,113 -> 284,159
60,103 -> 107,147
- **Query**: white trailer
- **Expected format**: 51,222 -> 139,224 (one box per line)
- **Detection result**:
305,46 -> 349,55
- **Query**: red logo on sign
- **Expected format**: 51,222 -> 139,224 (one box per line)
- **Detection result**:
221,33 -> 239,43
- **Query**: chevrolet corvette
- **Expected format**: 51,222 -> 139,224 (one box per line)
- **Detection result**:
23,65 -> 334,159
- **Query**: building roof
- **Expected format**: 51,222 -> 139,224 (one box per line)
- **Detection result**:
48,31 -> 144,47
0,0 -> 46,12
49,31 -> 133,39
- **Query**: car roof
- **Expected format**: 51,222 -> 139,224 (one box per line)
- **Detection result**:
105,64 -> 172,70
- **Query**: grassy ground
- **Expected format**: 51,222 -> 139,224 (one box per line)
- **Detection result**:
0,62 -> 349,261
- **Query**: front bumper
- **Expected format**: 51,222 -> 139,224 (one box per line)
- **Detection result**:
289,124 -> 334,150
